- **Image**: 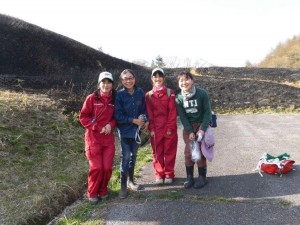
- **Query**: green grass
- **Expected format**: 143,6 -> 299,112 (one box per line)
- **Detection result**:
277,200 -> 292,206
58,218 -> 105,225
0,89 -> 88,225
196,196 -> 236,203
0,86 -> 152,224
157,191 -> 184,200
56,203 -> 103,225
54,144 -> 153,224
1,87 -> 298,225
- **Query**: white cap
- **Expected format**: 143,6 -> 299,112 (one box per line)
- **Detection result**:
151,68 -> 164,76
98,72 -> 113,83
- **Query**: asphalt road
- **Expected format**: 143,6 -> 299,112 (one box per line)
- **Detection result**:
105,114 -> 300,225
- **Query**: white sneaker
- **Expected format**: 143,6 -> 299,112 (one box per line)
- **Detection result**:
127,180 -> 141,191
155,178 -> 164,184
164,178 -> 173,184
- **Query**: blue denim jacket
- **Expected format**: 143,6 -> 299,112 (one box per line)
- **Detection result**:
114,86 -> 148,138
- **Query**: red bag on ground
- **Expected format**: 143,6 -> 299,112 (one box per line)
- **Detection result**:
256,153 -> 295,177
260,163 -> 279,175
280,159 -> 295,174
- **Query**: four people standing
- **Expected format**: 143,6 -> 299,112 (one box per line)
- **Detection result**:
80,68 -> 213,203
146,68 -> 178,184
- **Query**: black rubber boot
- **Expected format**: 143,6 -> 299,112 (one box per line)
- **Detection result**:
193,166 -> 207,189
184,166 -> 194,189
119,172 -> 128,199
127,167 -> 141,191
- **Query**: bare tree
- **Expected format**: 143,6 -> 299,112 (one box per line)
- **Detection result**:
183,57 -> 192,68
165,56 -> 180,68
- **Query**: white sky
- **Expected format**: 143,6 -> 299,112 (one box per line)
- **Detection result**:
1,0 -> 300,67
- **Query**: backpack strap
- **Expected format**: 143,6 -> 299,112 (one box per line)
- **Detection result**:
148,90 -> 153,99
167,88 -> 171,97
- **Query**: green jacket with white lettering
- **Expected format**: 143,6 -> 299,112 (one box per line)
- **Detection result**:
175,88 -> 212,134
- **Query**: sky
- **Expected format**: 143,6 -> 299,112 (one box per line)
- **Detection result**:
1,0 -> 300,67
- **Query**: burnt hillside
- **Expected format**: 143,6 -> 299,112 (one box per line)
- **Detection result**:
164,67 -> 300,111
0,14 -> 152,92
1,14 -> 299,113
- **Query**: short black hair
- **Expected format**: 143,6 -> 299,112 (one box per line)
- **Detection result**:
176,71 -> 194,81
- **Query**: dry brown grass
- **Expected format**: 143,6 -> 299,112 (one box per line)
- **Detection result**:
0,88 -> 88,225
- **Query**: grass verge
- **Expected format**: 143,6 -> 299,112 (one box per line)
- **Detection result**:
1,88 -> 153,225
54,144 -> 153,225
1,87 -> 298,225
0,89 -> 88,225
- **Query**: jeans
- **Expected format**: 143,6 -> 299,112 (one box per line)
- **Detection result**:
120,137 -> 140,173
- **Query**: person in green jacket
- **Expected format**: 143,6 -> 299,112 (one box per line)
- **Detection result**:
175,71 -> 212,189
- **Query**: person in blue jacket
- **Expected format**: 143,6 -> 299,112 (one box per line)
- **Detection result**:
114,69 -> 149,199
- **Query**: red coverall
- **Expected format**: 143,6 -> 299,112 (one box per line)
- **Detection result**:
80,91 -> 116,198
146,86 -> 178,179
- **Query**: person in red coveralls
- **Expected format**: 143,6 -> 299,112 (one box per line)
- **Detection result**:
80,71 -> 116,204
146,68 -> 178,184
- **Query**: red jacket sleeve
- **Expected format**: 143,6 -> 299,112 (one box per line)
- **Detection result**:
79,94 -> 102,132
145,92 -> 155,132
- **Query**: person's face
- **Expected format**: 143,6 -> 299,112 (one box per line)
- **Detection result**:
178,75 -> 193,92
151,73 -> 165,88
121,72 -> 135,90
99,79 -> 113,94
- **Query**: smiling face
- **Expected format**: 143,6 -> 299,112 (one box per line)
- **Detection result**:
178,74 -> 194,92
120,71 -> 135,91
151,72 -> 165,88
99,78 -> 113,94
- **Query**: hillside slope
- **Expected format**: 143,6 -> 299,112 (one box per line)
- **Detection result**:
1,13 -> 300,113
259,35 -> 300,68
0,14 -> 152,92
165,67 -> 300,112
0,12 -> 299,225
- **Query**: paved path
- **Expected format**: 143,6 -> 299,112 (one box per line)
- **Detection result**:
105,114 -> 300,225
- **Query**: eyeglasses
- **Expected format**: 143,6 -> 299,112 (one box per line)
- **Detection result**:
122,77 -> 135,81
